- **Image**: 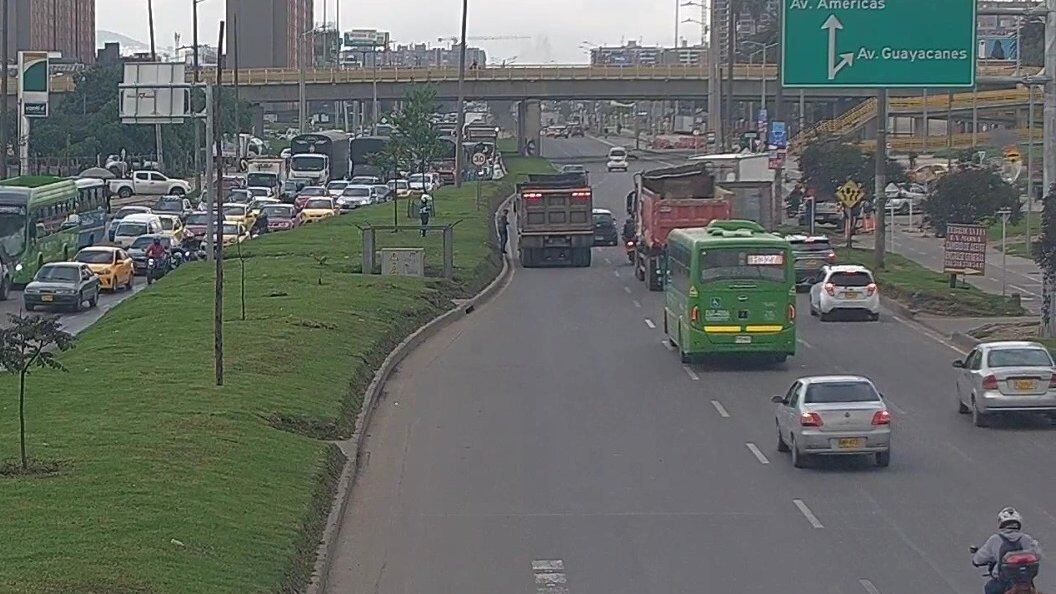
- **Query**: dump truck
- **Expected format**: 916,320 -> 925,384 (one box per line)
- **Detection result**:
630,163 -> 733,291
515,172 -> 594,267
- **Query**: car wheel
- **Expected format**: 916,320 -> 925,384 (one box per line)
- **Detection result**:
791,437 -> 807,468
117,187 -> 132,199
24,303 -> 34,312
678,329 -> 692,364
170,187 -> 185,196
958,397 -> 970,414
876,450 -> 891,468
777,424 -> 790,452
125,274 -> 134,291
870,313 -> 881,321
972,398 -> 989,428
819,310 -> 831,322
76,292 -> 86,312
89,290 -> 98,308
0,275 -> 8,301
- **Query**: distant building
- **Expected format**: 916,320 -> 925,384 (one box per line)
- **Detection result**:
96,42 -> 120,66
4,0 -> 96,64
590,41 -> 706,67
226,0 -> 314,68
345,42 -> 486,68
711,0 -> 777,63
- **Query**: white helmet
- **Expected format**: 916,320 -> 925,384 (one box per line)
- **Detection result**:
998,507 -> 1022,528
421,194 -> 431,202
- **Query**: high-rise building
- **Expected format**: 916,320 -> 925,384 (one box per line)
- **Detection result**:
4,0 -> 96,64
227,0 -> 314,69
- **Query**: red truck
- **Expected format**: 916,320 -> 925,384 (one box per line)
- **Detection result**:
629,163 -> 732,291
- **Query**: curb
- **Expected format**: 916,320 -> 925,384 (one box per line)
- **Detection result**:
304,195 -> 516,594
950,332 -> 981,351
881,295 -> 980,352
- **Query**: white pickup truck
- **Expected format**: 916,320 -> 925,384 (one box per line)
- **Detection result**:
109,171 -> 191,199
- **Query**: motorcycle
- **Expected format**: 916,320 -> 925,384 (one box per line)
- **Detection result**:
970,546 -> 1039,594
146,258 -> 158,285
624,239 -> 637,264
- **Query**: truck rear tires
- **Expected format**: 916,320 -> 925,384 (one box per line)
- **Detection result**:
573,247 -> 591,267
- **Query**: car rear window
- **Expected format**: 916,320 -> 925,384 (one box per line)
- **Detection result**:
829,271 -> 873,287
789,240 -> 832,253
987,348 -> 1053,368
805,381 -> 881,403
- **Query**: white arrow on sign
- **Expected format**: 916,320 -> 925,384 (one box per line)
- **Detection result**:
822,14 -> 855,80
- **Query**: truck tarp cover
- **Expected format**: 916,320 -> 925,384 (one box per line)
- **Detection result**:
518,172 -> 589,190
641,163 -> 717,199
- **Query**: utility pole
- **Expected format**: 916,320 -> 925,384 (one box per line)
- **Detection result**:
674,0 -> 680,47
0,0 -> 7,178
725,2 -> 735,151
1027,85 -> 1035,251
708,0 -> 722,149
148,0 -> 163,171
213,22 -> 226,387
874,89 -> 889,269
1043,0 -> 1056,336
453,0 -> 469,188
299,29 -> 308,133
233,14 -> 239,134
192,0 -> 201,194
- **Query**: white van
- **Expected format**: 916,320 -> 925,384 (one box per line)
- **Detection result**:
113,213 -> 163,248
607,146 -> 629,172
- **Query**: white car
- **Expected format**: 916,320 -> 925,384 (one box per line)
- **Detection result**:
326,180 -> 349,198
407,173 -> 435,193
337,185 -> 374,210
606,147 -> 629,172
809,265 -> 880,321
246,186 -> 274,199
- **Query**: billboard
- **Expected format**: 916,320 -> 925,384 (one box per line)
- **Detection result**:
18,51 -> 49,118
979,36 -> 1018,61
943,224 -> 987,275
119,62 -> 188,125
344,29 -> 389,49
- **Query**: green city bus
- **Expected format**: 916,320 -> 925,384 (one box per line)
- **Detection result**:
663,220 -> 796,363
0,176 -> 81,284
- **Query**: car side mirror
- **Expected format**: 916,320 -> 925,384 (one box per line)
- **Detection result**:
770,395 -> 785,404
952,360 -> 965,368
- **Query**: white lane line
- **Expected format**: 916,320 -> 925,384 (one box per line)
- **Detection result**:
711,400 -> 730,418
613,269 -> 621,277
797,338 -> 813,349
859,578 -> 881,594
604,257 -> 612,265
661,339 -> 674,351
745,442 -> 770,464
683,365 -> 700,381
623,286 -> 632,294
1009,284 -> 1039,296
632,299 -> 642,308
644,318 -> 656,329
793,499 -> 824,529
532,559 -> 568,593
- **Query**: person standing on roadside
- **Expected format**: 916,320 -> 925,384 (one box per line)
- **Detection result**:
497,208 -> 510,254
419,194 -> 432,237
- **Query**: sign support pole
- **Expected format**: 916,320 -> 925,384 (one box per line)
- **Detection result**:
874,89 -> 888,269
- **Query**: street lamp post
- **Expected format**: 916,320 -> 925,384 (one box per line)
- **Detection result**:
192,0 -> 204,194
998,207 -> 1013,297
453,0 -> 469,189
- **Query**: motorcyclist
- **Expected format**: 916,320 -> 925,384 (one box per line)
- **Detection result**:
145,237 -> 167,261
251,210 -> 269,236
972,507 -> 1041,594
622,218 -> 636,243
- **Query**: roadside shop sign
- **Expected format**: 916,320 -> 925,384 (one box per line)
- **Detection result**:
943,223 -> 987,275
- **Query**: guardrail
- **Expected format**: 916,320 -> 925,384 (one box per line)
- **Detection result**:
858,127 -> 1036,152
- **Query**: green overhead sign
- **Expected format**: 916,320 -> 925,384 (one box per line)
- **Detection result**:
781,0 -> 978,88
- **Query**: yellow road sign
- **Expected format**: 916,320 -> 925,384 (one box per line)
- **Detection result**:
836,180 -> 865,209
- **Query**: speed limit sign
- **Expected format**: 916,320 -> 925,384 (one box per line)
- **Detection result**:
472,152 -> 487,166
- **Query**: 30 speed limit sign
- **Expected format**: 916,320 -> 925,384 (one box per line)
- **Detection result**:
472,152 -> 487,166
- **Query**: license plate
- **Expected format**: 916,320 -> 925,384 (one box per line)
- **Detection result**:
844,291 -> 860,299
1013,379 -> 1037,391
837,437 -> 864,449
41,294 -> 53,302
735,335 -> 752,344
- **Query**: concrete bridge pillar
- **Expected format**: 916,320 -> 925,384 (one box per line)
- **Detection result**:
525,100 -> 542,155
517,101 -> 527,154
251,103 -> 265,138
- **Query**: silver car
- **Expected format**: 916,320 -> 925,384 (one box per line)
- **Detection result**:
954,341 -> 1056,427
772,375 -> 892,468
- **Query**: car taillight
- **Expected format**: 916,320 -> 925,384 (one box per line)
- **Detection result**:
799,411 -> 823,427
825,251 -> 837,263
788,304 -> 796,321
570,191 -> 592,200
871,410 -> 891,425
824,283 -> 835,296
690,306 -> 699,323
866,283 -> 877,296
522,192 -> 543,202
1049,373 -> 1056,389
982,374 -> 999,390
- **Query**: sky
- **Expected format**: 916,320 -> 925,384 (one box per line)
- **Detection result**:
96,0 -> 699,64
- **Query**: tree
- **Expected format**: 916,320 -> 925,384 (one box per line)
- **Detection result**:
0,314 -> 74,470
389,86 -> 444,189
923,168 -> 1019,236
800,140 -> 905,200
1036,183 -> 1056,336
368,138 -> 411,226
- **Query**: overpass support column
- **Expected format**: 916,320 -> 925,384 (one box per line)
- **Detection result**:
525,100 -> 542,156
516,100 -> 527,154
251,104 -> 265,138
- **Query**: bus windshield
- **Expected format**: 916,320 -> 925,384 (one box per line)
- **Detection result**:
0,204 -> 26,258
291,155 -> 326,171
701,248 -> 788,283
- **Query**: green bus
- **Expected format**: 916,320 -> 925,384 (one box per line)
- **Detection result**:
0,176 -> 82,284
663,220 -> 796,363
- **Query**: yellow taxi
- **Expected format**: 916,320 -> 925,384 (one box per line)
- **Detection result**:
298,197 -> 339,223
220,221 -> 250,246
222,202 -> 257,231
157,214 -> 187,242
73,246 -> 134,291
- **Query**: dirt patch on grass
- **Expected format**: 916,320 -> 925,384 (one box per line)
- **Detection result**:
0,458 -> 68,478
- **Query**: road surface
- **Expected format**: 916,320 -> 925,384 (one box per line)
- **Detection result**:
324,136 -> 1056,593
0,279 -> 146,334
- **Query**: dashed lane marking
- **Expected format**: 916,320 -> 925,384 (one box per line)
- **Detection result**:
711,400 -> 730,418
859,579 -> 881,594
793,499 -> 824,528
613,269 -> 620,277
644,318 -> 656,329
746,443 -> 770,464
532,559 -> 569,593
797,338 -> 813,349
632,299 -> 642,308
661,339 -> 674,351
683,365 -> 700,381
623,286 -> 632,294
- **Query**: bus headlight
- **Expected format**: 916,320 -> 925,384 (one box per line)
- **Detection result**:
14,263 -> 22,272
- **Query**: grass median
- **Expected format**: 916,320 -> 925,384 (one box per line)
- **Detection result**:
837,247 -> 1026,317
0,155 -> 551,593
